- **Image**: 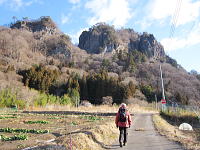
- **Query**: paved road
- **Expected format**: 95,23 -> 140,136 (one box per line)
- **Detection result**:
109,113 -> 185,150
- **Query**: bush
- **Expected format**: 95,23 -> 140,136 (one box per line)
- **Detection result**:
15,99 -> 26,109
59,94 -> 72,105
140,85 -> 155,102
101,96 -> 113,105
33,92 -> 74,107
34,93 -> 48,107
18,64 -> 60,93
0,89 -> 26,109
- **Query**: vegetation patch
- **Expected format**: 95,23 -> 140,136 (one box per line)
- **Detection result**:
80,115 -> 104,122
0,116 -> 17,119
47,117 -> 63,119
0,128 -> 49,134
0,134 -> 28,141
160,109 -> 199,127
70,121 -> 78,126
24,120 -> 49,124
0,88 -> 26,109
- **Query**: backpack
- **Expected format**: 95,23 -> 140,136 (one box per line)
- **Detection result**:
119,108 -> 127,122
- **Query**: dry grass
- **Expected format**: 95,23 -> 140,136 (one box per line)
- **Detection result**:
153,114 -> 200,150
56,121 -> 118,150
26,103 -> 158,114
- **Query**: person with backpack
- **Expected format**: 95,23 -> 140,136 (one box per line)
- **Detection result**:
115,103 -> 132,147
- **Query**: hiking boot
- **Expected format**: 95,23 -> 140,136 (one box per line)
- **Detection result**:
123,142 -> 127,146
120,142 -> 123,147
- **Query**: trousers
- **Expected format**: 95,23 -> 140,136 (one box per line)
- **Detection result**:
119,127 -> 128,143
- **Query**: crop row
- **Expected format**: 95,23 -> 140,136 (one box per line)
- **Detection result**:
47,117 -> 63,119
0,128 -> 49,134
0,116 -> 17,119
80,115 -> 104,121
0,134 -> 28,141
24,120 -> 49,124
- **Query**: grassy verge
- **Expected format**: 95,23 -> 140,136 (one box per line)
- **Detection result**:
153,114 -> 200,150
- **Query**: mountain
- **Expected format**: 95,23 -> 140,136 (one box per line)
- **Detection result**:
78,23 -> 165,60
10,16 -> 59,34
0,17 -> 200,107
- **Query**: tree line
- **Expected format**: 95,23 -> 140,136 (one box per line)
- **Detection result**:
18,65 -> 137,106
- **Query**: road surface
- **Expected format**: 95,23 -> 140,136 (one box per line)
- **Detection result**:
109,113 -> 185,150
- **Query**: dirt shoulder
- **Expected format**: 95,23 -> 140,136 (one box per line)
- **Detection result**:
153,114 -> 200,150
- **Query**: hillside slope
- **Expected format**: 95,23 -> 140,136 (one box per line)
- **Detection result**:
0,17 -> 200,107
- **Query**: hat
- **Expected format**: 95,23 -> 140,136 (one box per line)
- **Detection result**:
120,103 -> 126,108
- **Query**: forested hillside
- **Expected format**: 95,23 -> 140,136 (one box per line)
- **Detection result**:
0,17 -> 200,108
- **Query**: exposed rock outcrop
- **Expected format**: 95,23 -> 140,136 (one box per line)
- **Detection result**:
78,24 -> 165,59
10,16 -> 59,35
78,23 -> 119,54
129,32 -> 165,58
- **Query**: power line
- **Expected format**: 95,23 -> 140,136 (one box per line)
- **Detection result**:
184,20 -> 199,48
166,0 -> 182,52
169,0 -> 182,38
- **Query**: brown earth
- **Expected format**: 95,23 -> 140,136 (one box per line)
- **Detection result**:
0,111 -> 112,150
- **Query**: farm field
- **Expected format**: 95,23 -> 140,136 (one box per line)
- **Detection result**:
0,110 -> 114,150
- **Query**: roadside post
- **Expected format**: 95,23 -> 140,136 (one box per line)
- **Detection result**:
161,99 -> 166,111
155,94 -> 158,110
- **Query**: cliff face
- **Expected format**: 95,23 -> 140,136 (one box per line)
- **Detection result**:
78,24 -> 165,59
129,32 -> 165,58
10,16 -> 59,35
78,23 -> 119,54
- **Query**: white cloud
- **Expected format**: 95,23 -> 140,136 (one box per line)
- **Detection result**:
69,28 -> 88,44
68,0 -> 80,4
61,14 -> 69,25
85,0 -> 132,27
161,23 -> 200,51
147,0 -> 200,26
0,0 -> 41,10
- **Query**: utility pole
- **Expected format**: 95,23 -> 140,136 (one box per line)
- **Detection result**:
160,65 -> 166,111
155,94 -> 158,110
160,65 -> 165,100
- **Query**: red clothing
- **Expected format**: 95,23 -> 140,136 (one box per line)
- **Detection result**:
115,108 -> 132,127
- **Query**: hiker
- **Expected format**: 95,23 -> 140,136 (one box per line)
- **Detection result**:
115,103 -> 132,147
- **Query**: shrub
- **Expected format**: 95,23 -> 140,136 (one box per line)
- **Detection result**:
140,84 -> 155,102
101,96 -> 113,105
59,94 -> 72,105
18,64 -> 60,93
0,89 -> 26,109
34,93 -> 48,107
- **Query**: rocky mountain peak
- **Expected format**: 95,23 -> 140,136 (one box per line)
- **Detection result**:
78,23 -> 165,59
129,32 -> 165,58
78,23 -> 119,54
10,16 -> 59,35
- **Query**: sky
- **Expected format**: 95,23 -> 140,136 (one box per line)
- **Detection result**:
0,0 -> 200,73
